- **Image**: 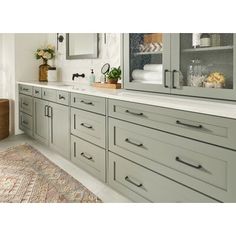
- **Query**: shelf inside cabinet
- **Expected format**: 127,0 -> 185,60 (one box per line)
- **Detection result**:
133,51 -> 163,56
182,45 -> 233,53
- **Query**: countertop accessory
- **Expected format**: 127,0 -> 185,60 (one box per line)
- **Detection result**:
89,69 -> 96,85
47,67 -> 57,82
92,82 -> 121,89
107,66 -> 121,84
35,45 -> 55,82
101,63 -> 110,83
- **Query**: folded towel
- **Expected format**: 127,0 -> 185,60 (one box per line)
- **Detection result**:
132,69 -> 162,82
143,64 -> 163,72
132,80 -> 162,84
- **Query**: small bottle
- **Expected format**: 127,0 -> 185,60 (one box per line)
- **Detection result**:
200,33 -> 211,47
192,33 -> 201,48
89,69 -> 95,85
47,67 -> 57,82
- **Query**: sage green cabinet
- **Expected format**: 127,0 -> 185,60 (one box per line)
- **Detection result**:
34,98 -> 49,145
34,98 -> 70,159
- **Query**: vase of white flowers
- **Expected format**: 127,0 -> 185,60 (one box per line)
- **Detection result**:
35,45 -> 55,82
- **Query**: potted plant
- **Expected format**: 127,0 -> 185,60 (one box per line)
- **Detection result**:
107,66 -> 121,84
35,45 -> 55,82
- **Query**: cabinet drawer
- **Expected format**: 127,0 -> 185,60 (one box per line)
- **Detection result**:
71,108 -> 106,148
109,152 -> 217,203
71,135 -> 106,182
19,94 -> 33,115
19,112 -> 33,136
42,88 -> 57,102
109,118 -> 236,202
71,93 -> 106,115
109,99 -> 236,150
19,84 -> 32,96
33,87 -> 42,98
56,90 -> 69,105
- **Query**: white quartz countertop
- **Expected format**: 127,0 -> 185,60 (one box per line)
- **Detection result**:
17,81 -> 236,119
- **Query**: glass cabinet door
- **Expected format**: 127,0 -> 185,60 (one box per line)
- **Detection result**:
171,33 -> 236,100
123,33 -> 171,93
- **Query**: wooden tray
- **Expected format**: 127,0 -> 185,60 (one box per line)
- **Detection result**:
92,82 -> 121,89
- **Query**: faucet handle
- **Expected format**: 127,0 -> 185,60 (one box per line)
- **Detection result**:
72,73 -> 85,80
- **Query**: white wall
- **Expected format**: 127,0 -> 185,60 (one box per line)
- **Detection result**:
47,33 -> 121,84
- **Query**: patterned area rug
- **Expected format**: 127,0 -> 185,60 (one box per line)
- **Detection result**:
0,144 -> 102,203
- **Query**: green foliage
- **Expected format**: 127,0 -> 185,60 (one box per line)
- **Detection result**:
107,66 -> 121,80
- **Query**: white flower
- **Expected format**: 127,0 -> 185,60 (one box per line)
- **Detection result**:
43,52 -> 52,59
47,44 -> 55,50
38,50 -> 44,56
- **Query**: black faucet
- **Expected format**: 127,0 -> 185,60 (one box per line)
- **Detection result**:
72,73 -> 85,81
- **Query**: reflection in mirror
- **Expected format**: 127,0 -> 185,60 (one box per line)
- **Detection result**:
66,33 -> 98,59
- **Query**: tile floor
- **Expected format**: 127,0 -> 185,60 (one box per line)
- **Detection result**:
0,134 -> 131,203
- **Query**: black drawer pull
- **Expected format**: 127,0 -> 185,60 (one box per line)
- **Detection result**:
125,138 -> 143,147
22,88 -> 29,91
176,120 -> 203,129
59,95 -> 65,100
80,123 -> 93,129
175,156 -> 202,169
80,100 -> 93,105
22,102 -> 28,106
35,90 -> 39,94
125,110 -> 143,116
80,152 -> 93,160
22,120 -> 28,125
125,176 -> 143,188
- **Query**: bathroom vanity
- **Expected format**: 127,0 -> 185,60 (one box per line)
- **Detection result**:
18,81 -> 236,202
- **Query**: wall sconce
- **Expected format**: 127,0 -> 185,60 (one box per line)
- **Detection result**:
57,33 -> 64,50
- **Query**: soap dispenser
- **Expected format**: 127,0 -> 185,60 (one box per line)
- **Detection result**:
89,69 -> 95,85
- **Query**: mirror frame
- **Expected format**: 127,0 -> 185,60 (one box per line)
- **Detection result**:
66,33 -> 99,60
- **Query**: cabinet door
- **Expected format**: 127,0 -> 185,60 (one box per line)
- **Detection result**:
34,98 -> 49,144
171,33 -> 236,100
123,33 -> 171,93
49,102 -> 70,159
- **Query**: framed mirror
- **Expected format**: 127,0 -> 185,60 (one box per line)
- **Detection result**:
66,33 -> 98,59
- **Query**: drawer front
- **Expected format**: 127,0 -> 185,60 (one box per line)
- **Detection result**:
42,88 -> 57,102
71,135 -> 106,182
109,118 -> 236,202
109,99 -> 236,150
33,87 -> 42,98
109,152 -> 217,203
19,112 -> 33,136
56,90 -> 69,105
71,93 -> 106,115
19,84 -> 32,96
71,108 -> 106,148
19,94 -> 33,115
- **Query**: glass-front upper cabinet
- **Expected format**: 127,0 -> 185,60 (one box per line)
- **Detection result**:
124,33 -> 171,93
171,33 -> 236,100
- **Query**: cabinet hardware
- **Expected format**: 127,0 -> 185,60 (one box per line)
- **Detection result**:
22,102 -> 28,106
43,91 -> 46,96
80,152 -> 93,160
22,120 -> 28,125
176,120 -> 203,129
125,110 -> 143,116
49,106 -> 53,143
74,114 -> 76,129
164,69 -> 169,88
48,106 -> 53,118
44,105 -> 49,117
80,100 -> 93,105
175,156 -> 202,169
172,70 -> 177,89
59,95 -> 65,100
125,176 -> 143,187
74,142 -> 76,157
125,138 -> 143,147
22,88 -> 29,91
80,123 -> 93,129
35,90 -> 39,94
